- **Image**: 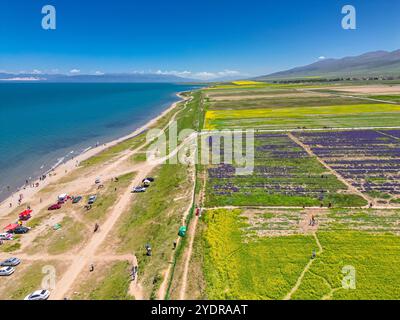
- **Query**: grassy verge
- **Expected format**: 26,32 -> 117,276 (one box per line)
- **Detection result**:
0,260 -> 67,300
104,163 -> 192,299
81,171 -> 136,223
71,261 -> 133,300
26,216 -> 87,255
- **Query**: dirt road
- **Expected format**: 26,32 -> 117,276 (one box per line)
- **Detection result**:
50,164 -> 152,300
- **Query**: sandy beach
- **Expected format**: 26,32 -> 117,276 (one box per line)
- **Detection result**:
0,92 -> 186,218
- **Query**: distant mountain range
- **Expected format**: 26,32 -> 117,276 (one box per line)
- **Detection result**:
0,72 -> 197,83
256,49 -> 400,80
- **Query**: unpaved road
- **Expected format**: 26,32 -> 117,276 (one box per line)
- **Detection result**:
156,163 -> 197,300
50,164 -> 152,300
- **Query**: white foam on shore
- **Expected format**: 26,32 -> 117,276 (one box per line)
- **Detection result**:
51,157 -> 65,171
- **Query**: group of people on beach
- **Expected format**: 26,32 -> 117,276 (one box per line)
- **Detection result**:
6,171 -> 55,209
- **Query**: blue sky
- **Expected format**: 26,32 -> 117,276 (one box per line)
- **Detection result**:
0,0 -> 399,79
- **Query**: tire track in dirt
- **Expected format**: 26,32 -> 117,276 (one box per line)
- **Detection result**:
178,167 -> 206,300
156,164 -> 197,300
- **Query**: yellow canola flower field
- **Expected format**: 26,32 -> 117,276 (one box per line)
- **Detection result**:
204,103 -> 400,129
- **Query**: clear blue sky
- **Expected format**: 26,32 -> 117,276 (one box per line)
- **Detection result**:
0,0 -> 399,79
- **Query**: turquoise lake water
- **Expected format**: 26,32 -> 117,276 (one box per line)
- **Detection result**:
0,83 -> 198,201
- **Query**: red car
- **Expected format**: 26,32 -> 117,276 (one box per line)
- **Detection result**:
48,204 -> 61,211
19,209 -> 32,221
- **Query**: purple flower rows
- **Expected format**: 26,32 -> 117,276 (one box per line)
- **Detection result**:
385,130 -> 400,139
295,130 -> 400,196
207,134 -> 336,199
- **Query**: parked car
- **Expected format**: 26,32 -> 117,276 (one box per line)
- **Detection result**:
72,196 -> 82,204
48,204 -> 61,211
0,233 -> 13,241
0,266 -> 15,276
0,257 -> 20,267
19,209 -> 32,221
88,195 -> 97,205
95,178 -> 101,184
13,226 -> 30,234
142,179 -> 151,187
24,289 -> 50,300
132,186 -> 146,193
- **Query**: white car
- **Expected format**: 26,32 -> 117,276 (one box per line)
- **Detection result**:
0,233 -> 13,241
0,266 -> 15,276
95,178 -> 101,184
0,257 -> 21,267
88,195 -> 97,204
24,289 -> 50,300
132,186 -> 146,193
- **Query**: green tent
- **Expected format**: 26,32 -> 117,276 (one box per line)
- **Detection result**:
178,226 -> 187,237
53,223 -> 62,230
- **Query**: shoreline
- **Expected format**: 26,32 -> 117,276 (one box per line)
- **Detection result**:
0,91 -> 187,215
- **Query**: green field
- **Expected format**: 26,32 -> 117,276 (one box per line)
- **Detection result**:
199,208 -> 400,300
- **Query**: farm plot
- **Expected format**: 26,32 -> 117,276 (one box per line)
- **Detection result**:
206,95 -> 378,111
294,231 -> 400,300
384,130 -> 400,139
201,208 -> 315,299
205,134 -> 366,207
294,130 -> 400,203
198,208 -> 400,300
204,104 -> 400,130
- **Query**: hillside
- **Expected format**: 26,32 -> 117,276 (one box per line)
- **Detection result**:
256,50 -> 400,80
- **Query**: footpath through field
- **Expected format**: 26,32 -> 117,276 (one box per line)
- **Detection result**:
284,232 -> 323,300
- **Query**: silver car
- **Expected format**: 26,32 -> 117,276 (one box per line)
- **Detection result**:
88,195 -> 97,204
24,289 -> 50,300
0,266 -> 15,276
0,257 -> 20,267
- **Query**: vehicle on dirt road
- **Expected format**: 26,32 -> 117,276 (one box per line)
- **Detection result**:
24,289 -> 50,300
19,209 -> 32,221
142,179 -> 151,187
0,257 -> 20,267
132,186 -> 146,193
57,194 -> 68,203
0,266 -> 15,276
48,204 -> 61,210
95,178 -> 101,184
88,195 -> 97,205
0,233 -> 13,241
13,226 -> 30,234
72,196 -> 82,204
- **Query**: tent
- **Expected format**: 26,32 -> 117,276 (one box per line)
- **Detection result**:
19,209 -> 32,220
4,223 -> 19,232
178,226 -> 187,237
53,223 -> 62,230
58,194 -> 68,201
